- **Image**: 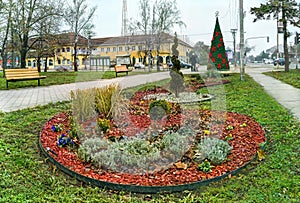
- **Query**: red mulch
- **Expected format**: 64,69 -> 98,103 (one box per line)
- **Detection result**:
40,84 -> 265,187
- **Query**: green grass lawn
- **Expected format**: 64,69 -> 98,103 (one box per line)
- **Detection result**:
0,69 -> 149,90
0,74 -> 299,202
264,69 -> 300,88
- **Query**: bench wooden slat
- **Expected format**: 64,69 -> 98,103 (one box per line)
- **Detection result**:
5,68 -> 47,89
114,65 -> 131,77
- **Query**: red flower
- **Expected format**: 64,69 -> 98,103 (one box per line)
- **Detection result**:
218,43 -> 222,48
211,46 -> 216,52
212,57 -> 216,62
222,58 -> 227,64
215,31 -> 220,37
220,37 -> 223,42
218,63 -> 222,69
218,53 -> 222,59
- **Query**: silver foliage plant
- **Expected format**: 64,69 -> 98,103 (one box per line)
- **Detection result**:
78,129 -> 192,175
195,137 -> 232,165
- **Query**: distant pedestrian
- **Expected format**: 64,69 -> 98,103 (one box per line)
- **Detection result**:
190,53 -> 197,71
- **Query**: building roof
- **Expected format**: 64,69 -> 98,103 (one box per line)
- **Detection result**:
30,32 -> 193,49
55,32 -> 88,46
90,32 -> 192,48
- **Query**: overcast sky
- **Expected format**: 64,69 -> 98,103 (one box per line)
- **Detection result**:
87,0 -> 300,56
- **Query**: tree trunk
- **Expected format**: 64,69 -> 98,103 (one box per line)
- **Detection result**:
73,42 -> 78,72
1,53 -> 8,77
20,48 -> 27,69
37,56 -> 41,72
44,57 -> 48,72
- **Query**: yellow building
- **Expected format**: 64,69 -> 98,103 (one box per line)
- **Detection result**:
26,32 -> 193,70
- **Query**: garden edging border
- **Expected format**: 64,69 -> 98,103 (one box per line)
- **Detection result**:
38,136 -> 259,194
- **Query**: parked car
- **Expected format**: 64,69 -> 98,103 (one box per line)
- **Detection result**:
134,62 -> 145,69
168,60 -> 192,69
273,58 -> 285,66
264,59 -> 274,64
180,60 -> 192,68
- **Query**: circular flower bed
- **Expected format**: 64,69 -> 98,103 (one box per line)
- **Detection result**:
39,83 -> 265,193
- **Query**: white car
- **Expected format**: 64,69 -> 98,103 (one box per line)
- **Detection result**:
134,62 -> 145,69
264,59 -> 274,64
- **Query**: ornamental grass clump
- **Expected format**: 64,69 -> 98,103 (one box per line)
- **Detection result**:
95,83 -> 121,119
70,88 -> 97,123
195,137 -> 232,165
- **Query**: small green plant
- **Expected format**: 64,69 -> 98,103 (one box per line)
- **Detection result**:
224,133 -> 233,141
97,118 -> 111,133
51,124 -> 63,132
149,100 -> 171,120
197,159 -> 213,173
226,125 -> 234,130
240,122 -> 247,127
195,137 -> 232,165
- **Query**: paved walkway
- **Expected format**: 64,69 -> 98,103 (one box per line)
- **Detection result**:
0,71 -> 171,112
247,67 -> 300,121
0,67 -> 299,122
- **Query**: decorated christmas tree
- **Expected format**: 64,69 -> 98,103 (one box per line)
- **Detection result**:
208,14 -> 230,71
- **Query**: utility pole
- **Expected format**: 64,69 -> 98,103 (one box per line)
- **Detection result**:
239,0 -> 245,81
121,0 -> 128,36
231,29 -> 238,68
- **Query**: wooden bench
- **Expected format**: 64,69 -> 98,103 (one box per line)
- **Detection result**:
114,65 -> 131,77
5,68 -> 47,89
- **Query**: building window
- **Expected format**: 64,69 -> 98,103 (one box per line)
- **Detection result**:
101,48 -> 104,52
57,48 -> 60,52
132,46 -> 136,51
67,59 -> 71,65
57,59 -> 61,65
27,60 -> 31,67
49,59 -> 53,66
119,46 -> 123,52
138,45 -> 142,51
62,48 -> 65,52
66,47 -> 70,52
113,47 -> 117,52
106,47 -> 110,52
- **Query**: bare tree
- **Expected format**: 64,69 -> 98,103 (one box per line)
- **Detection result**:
32,16 -> 60,72
63,0 -> 96,72
129,0 -> 185,71
7,0 -> 62,69
0,0 -> 14,76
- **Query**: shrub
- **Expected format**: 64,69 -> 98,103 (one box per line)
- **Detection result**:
170,55 -> 184,97
149,100 -> 171,120
195,137 -> 232,165
77,129 -> 192,174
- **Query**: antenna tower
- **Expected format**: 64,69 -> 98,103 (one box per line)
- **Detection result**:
121,0 -> 128,36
